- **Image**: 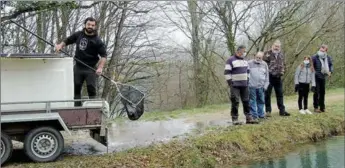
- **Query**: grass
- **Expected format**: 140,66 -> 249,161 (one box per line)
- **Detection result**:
131,87 -> 344,121
139,103 -> 229,121
7,96 -> 344,168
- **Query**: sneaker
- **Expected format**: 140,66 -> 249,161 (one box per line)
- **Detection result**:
320,109 -> 326,112
299,109 -> 306,114
304,109 -> 312,114
314,108 -> 321,113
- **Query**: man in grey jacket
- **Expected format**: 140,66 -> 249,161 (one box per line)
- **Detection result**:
248,51 -> 270,120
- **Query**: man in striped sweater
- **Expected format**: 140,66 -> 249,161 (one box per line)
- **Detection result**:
224,45 -> 259,125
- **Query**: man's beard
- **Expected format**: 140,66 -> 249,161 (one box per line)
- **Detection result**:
85,28 -> 95,34
272,49 -> 280,53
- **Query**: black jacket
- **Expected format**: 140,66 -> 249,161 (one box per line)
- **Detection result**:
311,54 -> 333,79
64,30 -> 107,68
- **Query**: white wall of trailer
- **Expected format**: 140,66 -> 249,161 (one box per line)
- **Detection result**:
1,57 -> 74,111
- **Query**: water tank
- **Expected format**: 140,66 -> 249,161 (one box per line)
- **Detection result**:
1,53 -> 74,111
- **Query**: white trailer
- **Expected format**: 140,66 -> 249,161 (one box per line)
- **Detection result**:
1,54 -> 111,165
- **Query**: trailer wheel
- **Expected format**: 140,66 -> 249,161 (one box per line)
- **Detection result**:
24,127 -> 64,162
1,133 -> 13,165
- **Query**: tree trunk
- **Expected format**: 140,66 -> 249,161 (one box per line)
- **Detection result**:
101,2 -> 128,102
188,0 -> 203,107
36,13 -> 45,52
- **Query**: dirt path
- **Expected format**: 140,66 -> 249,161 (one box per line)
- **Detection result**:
184,92 -> 344,123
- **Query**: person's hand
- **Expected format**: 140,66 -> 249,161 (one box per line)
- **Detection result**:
311,86 -> 316,93
327,72 -> 331,77
96,67 -> 103,76
55,43 -> 63,52
295,84 -> 299,92
227,80 -> 232,88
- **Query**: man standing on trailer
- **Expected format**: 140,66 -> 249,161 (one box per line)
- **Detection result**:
55,17 -> 107,106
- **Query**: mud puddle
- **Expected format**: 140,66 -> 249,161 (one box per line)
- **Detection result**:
60,117 -> 233,156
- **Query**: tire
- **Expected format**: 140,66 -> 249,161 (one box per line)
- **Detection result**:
23,127 -> 64,162
1,132 -> 13,165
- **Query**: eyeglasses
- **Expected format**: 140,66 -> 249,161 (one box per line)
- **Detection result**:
256,57 -> 262,59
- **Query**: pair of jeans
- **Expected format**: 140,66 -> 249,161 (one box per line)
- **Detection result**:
74,65 -> 98,107
249,87 -> 265,119
313,77 -> 326,111
298,83 -> 310,110
230,86 -> 250,120
265,74 -> 286,113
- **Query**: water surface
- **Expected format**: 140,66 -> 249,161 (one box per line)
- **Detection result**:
236,136 -> 345,168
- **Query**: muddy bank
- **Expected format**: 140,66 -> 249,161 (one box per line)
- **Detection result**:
62,118 -> 233,155
59,91 -> 345,156
6,103 -> 344,168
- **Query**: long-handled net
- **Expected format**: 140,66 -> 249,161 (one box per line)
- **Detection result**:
8,20 -> 146,120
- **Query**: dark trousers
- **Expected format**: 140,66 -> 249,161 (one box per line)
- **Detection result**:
298,83 -> 310,110
74,65 -> 98,107
313,77 -> 326,110
265,75 -> 285,113
230,86 -> 250,120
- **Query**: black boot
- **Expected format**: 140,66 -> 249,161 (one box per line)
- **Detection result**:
279,111 -> 290,116
232,117 -> 243,125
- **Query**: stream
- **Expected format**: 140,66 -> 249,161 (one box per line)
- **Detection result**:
236,136 -> 345,168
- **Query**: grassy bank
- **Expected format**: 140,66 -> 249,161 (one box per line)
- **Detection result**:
8,101 -> 344,168
138,88 -> 344,121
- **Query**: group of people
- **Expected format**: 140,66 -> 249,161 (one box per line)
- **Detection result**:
224,40 -> 333,125
53,17 -> 333,120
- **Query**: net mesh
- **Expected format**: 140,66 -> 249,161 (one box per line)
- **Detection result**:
109,82 -> 145,120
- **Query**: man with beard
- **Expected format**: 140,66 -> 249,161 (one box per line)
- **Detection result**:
263,40 -> 290,117
55,17 -> 107,106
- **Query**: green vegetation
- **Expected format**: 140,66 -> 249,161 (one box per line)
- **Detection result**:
8,91 -> 344,168
135,88 -> 344,121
